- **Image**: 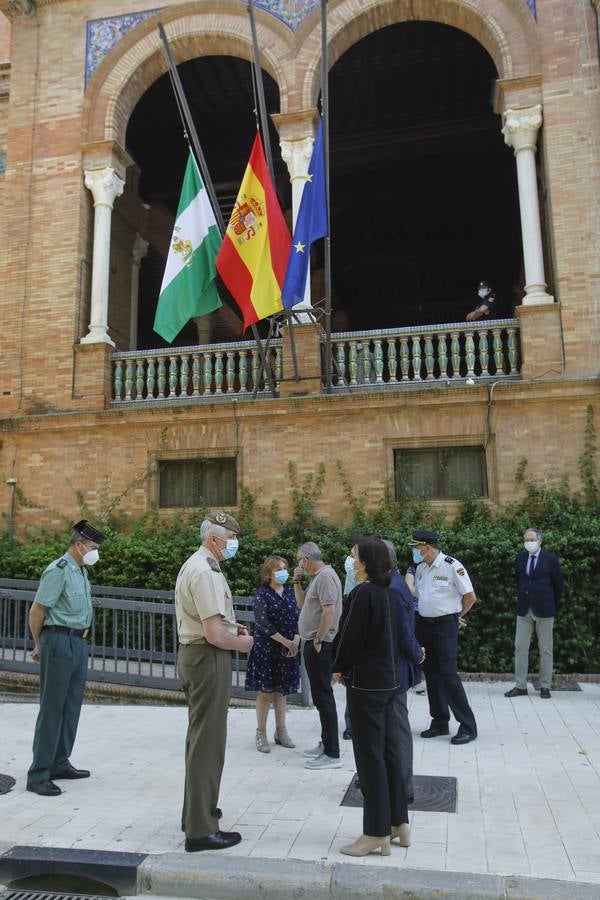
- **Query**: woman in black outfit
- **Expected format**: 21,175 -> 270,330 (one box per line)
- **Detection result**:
333,537 -> 424,857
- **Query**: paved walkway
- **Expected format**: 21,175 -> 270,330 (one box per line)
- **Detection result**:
2,682 -> 600,892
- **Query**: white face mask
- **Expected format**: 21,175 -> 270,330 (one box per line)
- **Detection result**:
344,555 -> 355,574
82,547 -> 99,566
524,540 -> 540,554
478,288 -> 488,299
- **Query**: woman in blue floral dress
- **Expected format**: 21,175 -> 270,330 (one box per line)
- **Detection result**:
245,555 -> 300,753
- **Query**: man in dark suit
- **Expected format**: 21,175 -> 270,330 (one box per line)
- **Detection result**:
505,528 -> 564,700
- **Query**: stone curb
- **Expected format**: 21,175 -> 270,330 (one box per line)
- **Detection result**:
139,854 -> 600,900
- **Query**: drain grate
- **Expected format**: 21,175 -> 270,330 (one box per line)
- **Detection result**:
341,773 -> 458,813
0,774 -> 16,795
2,894 -> 113,900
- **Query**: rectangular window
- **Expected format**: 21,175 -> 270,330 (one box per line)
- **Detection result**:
394,447 -> 487,500
158,458 -> 237,508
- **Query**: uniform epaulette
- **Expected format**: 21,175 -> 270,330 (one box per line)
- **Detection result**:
56,559 -> 68,569
207,557 -> 221,573
444,556 -> 454,564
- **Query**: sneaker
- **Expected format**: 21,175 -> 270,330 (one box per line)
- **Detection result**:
304,754 -> 342,770
303,742 -> 324,759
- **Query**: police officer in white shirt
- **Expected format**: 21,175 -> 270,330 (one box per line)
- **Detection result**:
410,530 -> 478,745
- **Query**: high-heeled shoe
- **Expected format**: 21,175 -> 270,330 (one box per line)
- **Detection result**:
340,834 -> 391,857
391,823 -> 411,847
274,726 -> 295,748
255,729 -> 270,753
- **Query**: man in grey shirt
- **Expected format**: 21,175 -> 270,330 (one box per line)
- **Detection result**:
293,542 -> 343,770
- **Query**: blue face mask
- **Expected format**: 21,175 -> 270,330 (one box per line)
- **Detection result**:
274,569 -> 289,585
412,548 -> 424,564
220,537 -> 239,560
344,555 -> 356,574
344,571 -> 357,595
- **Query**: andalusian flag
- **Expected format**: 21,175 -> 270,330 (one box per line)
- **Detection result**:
153,151 -> 222,342
216,133 -> 291,329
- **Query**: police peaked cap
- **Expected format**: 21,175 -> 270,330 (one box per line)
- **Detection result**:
408,529 -> 440,546
477,280 -> 491,288
72,519 -> 106,544
206,512 -> 241,534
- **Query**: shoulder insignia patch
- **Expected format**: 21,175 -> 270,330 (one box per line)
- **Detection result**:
444,556 -> 454,564
56,559 -> 68,569
457,568 -> 465,576
207,557 -> 221,573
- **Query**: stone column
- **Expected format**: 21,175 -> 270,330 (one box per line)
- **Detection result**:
129,234 -> 149,350
502,106 -> 554,305
274,109 -> 319,318
82,167 -> 125,345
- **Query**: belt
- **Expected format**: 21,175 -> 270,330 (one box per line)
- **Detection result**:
417,613 -> 458,622
43,625 -> 88,638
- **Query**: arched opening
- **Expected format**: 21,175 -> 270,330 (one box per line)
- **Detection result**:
113,54 -> 285,350
327,21 -> 524,331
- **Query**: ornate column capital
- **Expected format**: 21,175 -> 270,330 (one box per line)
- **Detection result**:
502,105 -> 543,154
132,233 -> 149,266
280,135 -> 315,182
84,167 -> 125,209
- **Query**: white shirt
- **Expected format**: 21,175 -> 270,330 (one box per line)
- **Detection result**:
526,548 -> 541,575
415,552 -> 474,618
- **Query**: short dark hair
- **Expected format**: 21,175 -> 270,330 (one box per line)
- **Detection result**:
355,537 -> 391,587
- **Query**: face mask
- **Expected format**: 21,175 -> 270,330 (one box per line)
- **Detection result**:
274,570 -> 289,585
344,571 -> 357,594
344,555 -> 356,574
412,548 -> 424,564
524,540 -> 540,554
82,548 -> 99,566
220,537 -> 239,560
478,288 -> 488,299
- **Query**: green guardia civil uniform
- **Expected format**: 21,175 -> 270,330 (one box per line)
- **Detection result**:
27,552 -> 93,786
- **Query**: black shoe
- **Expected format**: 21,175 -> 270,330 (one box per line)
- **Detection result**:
504,687 -> 528,698
450,730 -> 477,745
420,726 -> 449,738
185,830 -> 241,852
51,764 -> 90,780
342,728 -> 352,740
540,688 -> 551,699
27,779 -> 61,796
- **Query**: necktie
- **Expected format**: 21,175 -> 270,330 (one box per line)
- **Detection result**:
527,555 -> 536,576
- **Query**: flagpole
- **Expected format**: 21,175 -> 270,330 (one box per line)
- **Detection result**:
158,22 -> 277,397
321,0 -> 333,394
247,0 -> 276,185
158,23 -> 226,236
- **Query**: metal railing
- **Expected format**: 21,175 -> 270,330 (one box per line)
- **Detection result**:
326,319 -> 520,387
0,579 -> 310,706
111,338 -> 283,404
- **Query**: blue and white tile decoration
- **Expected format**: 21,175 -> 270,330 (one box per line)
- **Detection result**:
85,0 -> 537,87
85,9 -> 162,86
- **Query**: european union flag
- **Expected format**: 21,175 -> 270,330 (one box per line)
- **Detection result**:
282,120 -> 328,309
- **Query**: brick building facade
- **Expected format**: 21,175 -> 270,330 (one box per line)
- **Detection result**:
0,0 -> 598,534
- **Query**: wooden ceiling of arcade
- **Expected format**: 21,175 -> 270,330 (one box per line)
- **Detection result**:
126,22 -> 523,344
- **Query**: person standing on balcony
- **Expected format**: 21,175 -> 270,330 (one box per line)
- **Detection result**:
504,528 -> 564,700
466,280 -> 497,321
245,555 -> 300,753
26,519 -> 105,797
410,529 -> 478,745
293,541 -> 343,769
175,512 -> 253,853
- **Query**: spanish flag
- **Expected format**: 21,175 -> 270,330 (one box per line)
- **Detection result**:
216,133 -> 291,330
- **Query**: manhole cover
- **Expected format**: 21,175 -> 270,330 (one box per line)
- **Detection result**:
0,774 -> 16,795
341,773 -> 457,813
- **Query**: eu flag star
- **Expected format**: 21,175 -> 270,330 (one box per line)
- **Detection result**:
306,172 -> 314,182
294,241 -> 306,253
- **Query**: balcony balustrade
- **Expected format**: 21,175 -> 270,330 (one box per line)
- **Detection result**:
112,339 -> 282,404
110,319 -> 520,406
327,319 -> 520,387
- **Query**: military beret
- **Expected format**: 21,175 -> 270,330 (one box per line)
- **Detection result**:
206,511 -> 241,534
72,519 -> 106,544
408,529 -> 439,546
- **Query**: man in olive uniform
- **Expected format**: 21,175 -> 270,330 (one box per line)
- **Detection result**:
27,519 -> 105,796
176,512 -> 253,853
